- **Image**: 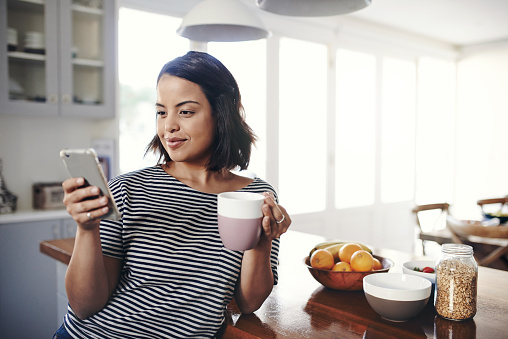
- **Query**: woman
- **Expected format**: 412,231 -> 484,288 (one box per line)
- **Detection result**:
54,51 -> 291,338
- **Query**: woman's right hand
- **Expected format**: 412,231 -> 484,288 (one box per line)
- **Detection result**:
63,177 -> 121,319
62,177 -> 110,230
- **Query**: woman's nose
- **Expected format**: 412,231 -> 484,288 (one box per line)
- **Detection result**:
165,115 -> 179,133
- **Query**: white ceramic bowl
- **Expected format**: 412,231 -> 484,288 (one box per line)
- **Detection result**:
363,273 -> 431,322
402,260 -> 436,284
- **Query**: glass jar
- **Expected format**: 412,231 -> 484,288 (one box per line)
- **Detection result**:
435,243 -> 478,321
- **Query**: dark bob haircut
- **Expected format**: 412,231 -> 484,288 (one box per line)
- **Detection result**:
145,51 -> 256,173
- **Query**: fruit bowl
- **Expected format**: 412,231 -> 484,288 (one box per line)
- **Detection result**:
303,255 -> 393,291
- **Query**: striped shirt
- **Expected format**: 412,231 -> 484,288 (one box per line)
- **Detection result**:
63,166 -> 280,338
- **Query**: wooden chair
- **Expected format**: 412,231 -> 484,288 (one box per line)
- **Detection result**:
412,203 -> 454,255
473,196 -> 508,267
477,196 -> 508,220
413,202 -> 508,269
439,198 -> 508,269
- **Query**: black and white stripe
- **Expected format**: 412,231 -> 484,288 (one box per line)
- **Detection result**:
64,166 -> 279,338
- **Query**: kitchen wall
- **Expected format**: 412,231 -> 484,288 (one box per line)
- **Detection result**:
0,115 -> 118,211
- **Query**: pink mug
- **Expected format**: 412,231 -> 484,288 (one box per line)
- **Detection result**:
217,192 -> 265,251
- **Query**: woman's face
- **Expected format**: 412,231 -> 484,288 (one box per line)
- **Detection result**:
156,74 -> 216,167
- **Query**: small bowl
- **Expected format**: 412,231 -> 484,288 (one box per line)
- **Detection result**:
363,273 -> 431,322
402,260 -> 436,284
304,255 -> 393,291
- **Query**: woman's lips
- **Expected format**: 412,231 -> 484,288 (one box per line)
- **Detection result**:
166,137 -> 186,149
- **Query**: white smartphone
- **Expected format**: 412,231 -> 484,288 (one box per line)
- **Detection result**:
60,148 -> 121,220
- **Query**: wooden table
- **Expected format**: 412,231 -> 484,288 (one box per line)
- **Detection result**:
447,220 -> 508,267
41,231 -> 508,338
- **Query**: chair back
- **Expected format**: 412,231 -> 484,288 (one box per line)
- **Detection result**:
477,196 -> 508,211
412,203 -> 450,233
477,196 -> 508,223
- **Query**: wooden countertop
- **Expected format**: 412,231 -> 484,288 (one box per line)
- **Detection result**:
40,237 -> 74,265
41,232 -> 508,338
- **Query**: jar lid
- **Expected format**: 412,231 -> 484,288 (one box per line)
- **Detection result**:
441,243 -> 473,255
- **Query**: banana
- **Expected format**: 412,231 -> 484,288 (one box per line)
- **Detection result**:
323,243 -> 347,261
308,240 -> 345,257
324,242 -> 372,261
356,243 -> 372,254
309,240 -> 372,258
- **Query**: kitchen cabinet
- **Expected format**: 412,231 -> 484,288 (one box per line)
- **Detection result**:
0,216 -> 76,338
0,0 -> 116,119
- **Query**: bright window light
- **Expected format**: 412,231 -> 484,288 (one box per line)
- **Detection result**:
415,57 -> 456,204
335,49 -> 376,209
118,8 -> 188,174
208,41 -> 267,180
380,57 -> 416,203
279,38 -> 327,214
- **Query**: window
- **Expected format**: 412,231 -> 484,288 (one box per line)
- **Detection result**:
118,5 -> 456,227
118,8 -> 188,174
115,4 -> 467,253
415,57 -> 456,204
208,41 -> 267,179
380,57 -> 416,203
279,38 -> 327,214
335,49 -> 376,209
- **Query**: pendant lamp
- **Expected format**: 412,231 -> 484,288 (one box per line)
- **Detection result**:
177,0 -> 269,42
256,0 -> 373,17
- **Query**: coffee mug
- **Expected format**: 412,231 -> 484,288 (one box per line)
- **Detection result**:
217,192 -> 265,251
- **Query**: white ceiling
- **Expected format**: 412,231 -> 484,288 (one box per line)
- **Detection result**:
347,0 -> 508,46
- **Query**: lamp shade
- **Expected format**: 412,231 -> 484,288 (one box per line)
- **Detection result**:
177,0 -> 269,42
256,0 -> 373,17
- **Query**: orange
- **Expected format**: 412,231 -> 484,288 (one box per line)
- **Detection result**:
372,257 -> 383,271
310,249 -> 334,270
332,261 -> 352,272
350,250 -> 374,272
338,243 -> 363,263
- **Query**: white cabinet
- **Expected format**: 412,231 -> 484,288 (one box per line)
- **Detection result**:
0,217 -> 76,338
0,0 -> 116,119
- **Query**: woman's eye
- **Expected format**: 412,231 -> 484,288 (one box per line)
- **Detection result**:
179,110 -> 194,116
156,110 -> 166,116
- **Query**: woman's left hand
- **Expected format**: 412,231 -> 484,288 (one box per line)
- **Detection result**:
236,192 -> 291,313
260,192 -> 291,240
